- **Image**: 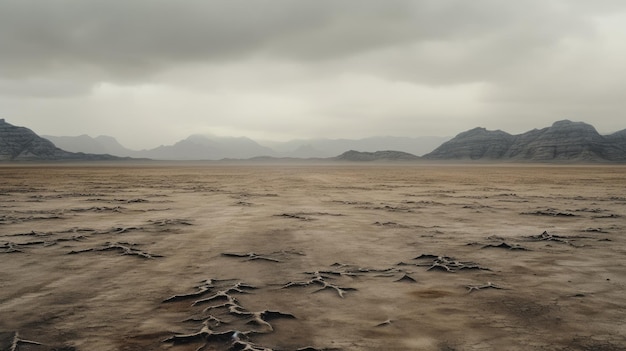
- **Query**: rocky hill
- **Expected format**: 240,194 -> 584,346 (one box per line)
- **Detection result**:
424,120 -> 626,162
0,119 -> 121,161
423,127 -> 514,160
606,128 -> 626,150
335,150 -> 420,161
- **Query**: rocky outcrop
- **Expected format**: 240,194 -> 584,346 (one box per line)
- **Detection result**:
606,129 -> 626,151
423,127 -> 514,160
335,150 -> 420,161
505,120 -> 622,161
424,120 -> 626,162
0,119 -> 121,161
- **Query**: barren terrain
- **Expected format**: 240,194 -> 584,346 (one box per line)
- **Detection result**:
1,164 -> 625,351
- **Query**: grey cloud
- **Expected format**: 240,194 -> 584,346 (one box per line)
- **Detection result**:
0,1 -> 385,79
2,0 -> 620,83
1,0 -> 626,144
0,78 -> 91,98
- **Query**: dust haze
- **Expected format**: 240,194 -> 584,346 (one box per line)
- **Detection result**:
1,164 -> 625,350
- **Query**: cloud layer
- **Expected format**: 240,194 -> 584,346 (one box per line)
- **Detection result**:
2,1 -> 625,148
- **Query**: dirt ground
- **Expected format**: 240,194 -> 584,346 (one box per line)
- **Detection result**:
1,163 -> 625,351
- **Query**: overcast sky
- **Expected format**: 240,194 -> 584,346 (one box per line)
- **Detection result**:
1,1 -> 625,149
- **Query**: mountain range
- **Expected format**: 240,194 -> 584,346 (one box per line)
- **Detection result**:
424,120 -> 626,162
2,118 -> 626,162
0,118 -> 121,161
42,133 -> 448,160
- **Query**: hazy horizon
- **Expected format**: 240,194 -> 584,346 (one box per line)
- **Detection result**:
2,1 -> 625,149
34,125 -> 452,159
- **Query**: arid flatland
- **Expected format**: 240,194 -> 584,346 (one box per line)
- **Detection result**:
1,164 -> 625,351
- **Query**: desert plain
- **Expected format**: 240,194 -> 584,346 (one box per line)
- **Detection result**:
0,164 -> 625,351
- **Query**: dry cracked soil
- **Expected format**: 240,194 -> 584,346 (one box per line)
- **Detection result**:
0,163 -> 625,351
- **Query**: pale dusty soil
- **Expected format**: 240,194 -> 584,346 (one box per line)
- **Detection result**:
0,164 -> 625,351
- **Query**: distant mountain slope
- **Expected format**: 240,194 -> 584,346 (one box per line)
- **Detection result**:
0,119 -> 120,161
42,132 -> 450,160
43,133 -> 277,160
423,127 -> 514,160
263,136 -> 450,157
606,128 -> 626,150
504,120 -> 623,161
18,118 -> 626,162
43,134 -> 133,156
335,150 -> 420,161
135,135 -> 277,160
424,120 -> 626,162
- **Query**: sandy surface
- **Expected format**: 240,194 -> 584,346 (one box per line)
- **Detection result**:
1,164 -> 625,351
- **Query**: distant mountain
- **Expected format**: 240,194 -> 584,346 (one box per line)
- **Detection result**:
43,134 -> 134,156
44,134 -> 448,160
423,127 -> 514,160
605,128 -> 626,150
136,135 -> 277,160
25,118 -> 626,162
261,136 -> 449,158
424,120 -> 626,162
43,134 -> 277,160
335,150 -> 420,161
0,119 -> 121,161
